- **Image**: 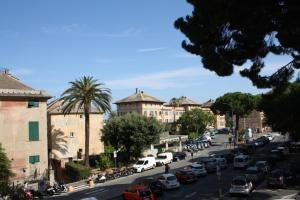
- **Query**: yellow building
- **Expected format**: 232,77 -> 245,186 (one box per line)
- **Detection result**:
0,70 -> 51,182
47,99 -> 104,165
115,90 -> 226,129
202,99 -> 226,129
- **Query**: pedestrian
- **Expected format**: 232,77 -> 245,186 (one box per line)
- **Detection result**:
191,151 -> 194,161
228,136 -> 232,147
165,163 -> 170,174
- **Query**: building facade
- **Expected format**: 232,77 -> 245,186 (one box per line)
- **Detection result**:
238,110 -> 265,133
115,90 -> 226,129
47,100 -> 104,165
0,70 -> 51,182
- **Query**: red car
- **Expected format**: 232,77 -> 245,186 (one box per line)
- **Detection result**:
122,185 -> 154,200
175,169 -> 197,183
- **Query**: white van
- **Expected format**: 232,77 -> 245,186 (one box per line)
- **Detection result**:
133,157 -> 156,173
155,152 -> 173,166
234,155 -> 250,169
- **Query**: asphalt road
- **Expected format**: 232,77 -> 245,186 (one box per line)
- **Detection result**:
50,134 -> 298,200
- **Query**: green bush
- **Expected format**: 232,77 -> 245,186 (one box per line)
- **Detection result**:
188,132 -> 199,140
64,162 -> 91,182
95,154 -> 114,170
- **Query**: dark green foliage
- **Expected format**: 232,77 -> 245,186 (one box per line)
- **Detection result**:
60,76 -> 111,167
95,145 -> 114,170
0,143 -> 14,198
259,81 -> 300,140
64,162 -> 91,182
102,112 -> 163,161
169,97 -> 180,134
211,92 -> 259,137
175,0 -> 300,89
178,108 -> 214,136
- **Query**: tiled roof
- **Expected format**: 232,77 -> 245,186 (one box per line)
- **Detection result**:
114,91 -> 165,104
0,71 -> 51,99
48,99 -> 102,114
202,99 -> 215,108
178,96 -> 201,106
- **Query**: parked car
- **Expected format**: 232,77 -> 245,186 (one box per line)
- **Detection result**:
175,169 -> 198,183
234,154 -> 251,169
157,173 -> 180,190
133,157 -> 156,173
229,176 -> 253,196
277,146 -> 289,155
215,158 -> 228,169
267,169 -> 298,188
255,161 -> 270,174
263,134 -> 273,141
173,152 -> 186,161
188,163 -> 207,176
122,185 -> 154,200
245,166 -> 265,183
202,158 -> 218,173
270,149 -> 284,161
139,177 -> 164,197
155,152 -> 173,166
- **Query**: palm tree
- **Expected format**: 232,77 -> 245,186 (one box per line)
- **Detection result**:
169,97 -> 180,134
60,76 -> 111,167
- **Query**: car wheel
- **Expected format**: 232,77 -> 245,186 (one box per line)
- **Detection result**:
141,168 -> 144,172
153,164 -> 156,169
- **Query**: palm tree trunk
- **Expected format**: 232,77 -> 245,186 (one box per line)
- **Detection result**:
84,104 -> 90,167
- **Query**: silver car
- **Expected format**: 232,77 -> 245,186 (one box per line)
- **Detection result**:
230,176 -> 253,196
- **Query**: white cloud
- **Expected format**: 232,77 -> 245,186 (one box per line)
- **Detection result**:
62,24 -> 79,32
106,67 -> 211,90
175,53 -> 197,58
137,47 -> 166,53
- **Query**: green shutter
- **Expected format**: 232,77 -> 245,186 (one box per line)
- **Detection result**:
29,155 -> 40,164
28,100 -> 39,108
29,121 -> 39,141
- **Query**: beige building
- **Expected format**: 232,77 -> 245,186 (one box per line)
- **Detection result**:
238,110 -> 265,133
115,90 -> 226,129
0,70 -> 51,181
202,99 -> 226,129
47,100 -> 104,165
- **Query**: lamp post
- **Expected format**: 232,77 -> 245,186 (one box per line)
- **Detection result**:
221,103 -> 235,149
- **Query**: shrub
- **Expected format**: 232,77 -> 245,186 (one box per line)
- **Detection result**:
95,154 -> 114,170
64,162 -> 91,182
188,132 -> 199,140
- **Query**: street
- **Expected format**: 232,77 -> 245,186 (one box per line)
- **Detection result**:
50,134 -> 299,200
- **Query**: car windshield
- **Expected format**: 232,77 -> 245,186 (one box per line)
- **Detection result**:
192,166 -> 203,170
246,169 -> 258,174
167,176 -> 176,181
235,158 -> 245,162
136,160 -> 144,165
139,189 -> 151,197
232,179 -> 246,186
157,156 -> 167,159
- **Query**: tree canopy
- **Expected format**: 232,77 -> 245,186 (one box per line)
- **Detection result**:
175,0 -> 300,89
102,112 -> 163,161
178,108 -> 214,136
211,92 -> 260,134
259,81 -> 300,140
0,143 -> 14,197
60,76 -> 111,167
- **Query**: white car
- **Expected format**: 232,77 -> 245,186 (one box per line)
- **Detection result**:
155,152 -> 173,166
263,134 -> 273,141
230,176 -> 253,196
189,163 -> 207,176
133,157 -> 156,173
157,173 -> 180,189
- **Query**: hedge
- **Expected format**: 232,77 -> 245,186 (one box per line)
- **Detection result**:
64,162 -> 91,182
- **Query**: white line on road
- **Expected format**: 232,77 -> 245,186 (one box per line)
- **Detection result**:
85,188 -> 107,195
280,192 -> 298,199
184,192 -> 197,198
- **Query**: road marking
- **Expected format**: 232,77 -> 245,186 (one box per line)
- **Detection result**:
184,192 -> 197,198
280,193 -> 298,199
85,188 -> 107,195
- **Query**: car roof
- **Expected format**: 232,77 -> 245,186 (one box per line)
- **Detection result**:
161,173 -> 175,178
235,154 -> 248,158
128,185 -> 148,190
246,166 -> 259,171
191,163 -> 203,167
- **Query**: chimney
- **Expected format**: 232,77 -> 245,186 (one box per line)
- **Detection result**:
4,68 -> 10,74
135,88 -> 138,94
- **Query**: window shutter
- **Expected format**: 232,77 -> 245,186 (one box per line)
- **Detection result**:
29,122 -> 39,141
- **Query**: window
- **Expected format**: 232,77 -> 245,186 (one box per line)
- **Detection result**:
144,111 -> 147,116
155,111 -> 157,116
165,111 -> 168,116
70,132 -> 75,138
28,100 -> 39,108
29,121 -> 39,141
150,111 -> 154,116
176,112 -> 179,116
29,155 -> 40,164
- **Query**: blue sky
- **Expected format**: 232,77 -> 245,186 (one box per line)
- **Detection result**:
0,0 -> 292,110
